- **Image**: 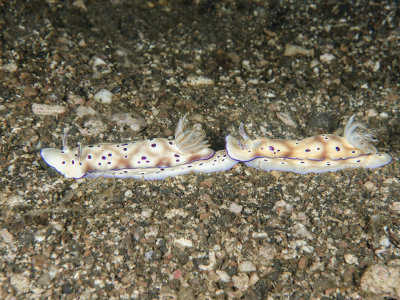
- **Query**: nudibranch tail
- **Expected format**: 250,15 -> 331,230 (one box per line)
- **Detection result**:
226,115 -> 392,174
343,114 -> 377,153
174,114 -> 210,153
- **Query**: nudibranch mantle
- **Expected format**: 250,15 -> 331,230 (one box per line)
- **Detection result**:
41,115 -> 238,179
225,115 -> 392,174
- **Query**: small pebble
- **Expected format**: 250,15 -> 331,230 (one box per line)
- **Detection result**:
361,263 -> 400,298
283,44 -> 313,56
238,261 -> 256,272
276,112 -> 297,127
186,75 -> 214,86
174,238 -> 193,248
229,203 -> 243,215
344,253 -> 358,265
94,89 -> 113,104
320,53 -> 335,63
32,103 -> 66,115
76,106 -> 96,118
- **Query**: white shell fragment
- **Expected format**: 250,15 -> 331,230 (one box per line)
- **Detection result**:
41,114 -> 238,179
32,103 -> 66,115
226,115 -> 392,174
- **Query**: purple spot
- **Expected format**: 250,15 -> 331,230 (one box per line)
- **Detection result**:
260,147 -> 264,150
352,150 -> 355,153
62,161 -> 66,164
248,150 -> 251,153
87,155 -> 92,159
187,165 -> 192,168
88,145 -> 94,148
169,141 -> 173,145
223,155 -> 226,157
107,162 -> 111,165
335,147 -> 340,151
305,149 -> 311,152
176,159 -> 180,162
317,148 -> 320,150
357,160 -> 361,162
71,160 -> 75,164
324,137 -> 329,140
108,153 -> 112,157
281,162 -> 285,165
160,168 -> 165,171
98,163 -> 101,166
151,143 -> 157,147
269,146 -> 274,151
300,161 -> 305,164
124,170 -> 128,173
137,161 -> 141,164
102,156 -> 106,160
146,160 -> 150,163
123,148 -> 128,151
124,155 -> 128,159
174,154 -> 180,157
199,163 -> 203,165
141,156 -> 147,160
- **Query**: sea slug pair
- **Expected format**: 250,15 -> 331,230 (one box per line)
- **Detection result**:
41,114 -> 392,179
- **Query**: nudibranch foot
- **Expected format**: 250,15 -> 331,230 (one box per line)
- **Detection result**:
226,115 -> 392,174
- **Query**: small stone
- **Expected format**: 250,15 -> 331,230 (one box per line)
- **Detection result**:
232,273 -> 250,291
186,75 -> 214,86
320,53 -> 335,63
0,62 -> 18,72
238,261 -> 256,272
379,112 -> 389,118
276,112 -> 297,127
94,89 -> 113,104
0,229 -> 14,244
364,181 -> 377,191
216,270 -> 230,282
10,274 -> 30,293
361,264 -> 400,298
344,253 -> 358,265
124,190 -> 133,198
174,238 -> 193,248
283,44 -> 313,56
229,203 -> 243,215
67,93 -> 85,106
7,194 -> 24,207
32,103 -> 66,115
76,106 -> 96,118
110,113 -> 146,132
366,108 -> 378,117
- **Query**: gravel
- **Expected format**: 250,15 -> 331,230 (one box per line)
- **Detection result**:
0,0 -> 399,298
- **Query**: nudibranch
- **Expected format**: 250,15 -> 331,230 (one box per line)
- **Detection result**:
225,115 -> 392,174
41,115 -> 238,179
